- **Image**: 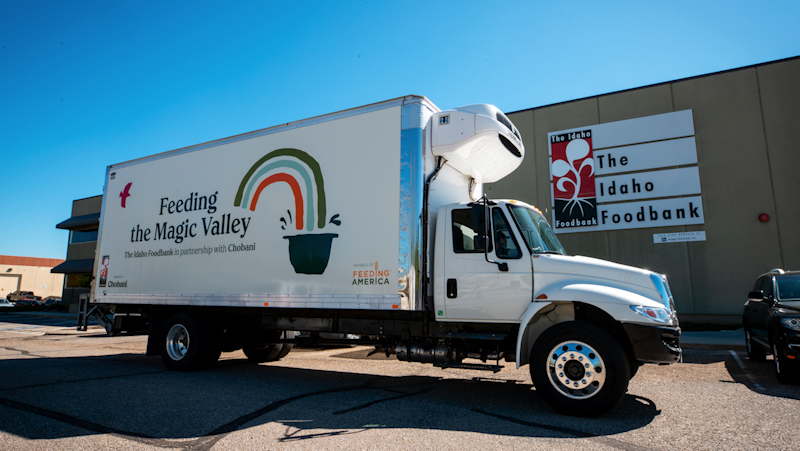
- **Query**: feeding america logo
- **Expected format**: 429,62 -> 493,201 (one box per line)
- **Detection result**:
550,130 -> 598,228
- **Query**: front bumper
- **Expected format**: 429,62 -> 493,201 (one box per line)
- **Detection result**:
623,323 -> 682,364
775,328 -> 800,359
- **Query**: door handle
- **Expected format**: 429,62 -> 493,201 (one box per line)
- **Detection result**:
447,279 -> 457,298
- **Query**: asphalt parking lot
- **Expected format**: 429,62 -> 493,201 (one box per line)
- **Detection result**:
1,313 -> 799,450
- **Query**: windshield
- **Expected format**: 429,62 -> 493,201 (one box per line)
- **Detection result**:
509,205 -> 566,255
777,274 -> 800,300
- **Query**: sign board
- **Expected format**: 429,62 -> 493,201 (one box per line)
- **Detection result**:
653,231 -> 707,243
594,137 -> 698,175
548,110 -> 705,233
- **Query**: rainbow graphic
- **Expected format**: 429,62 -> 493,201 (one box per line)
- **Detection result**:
234,148 -> 327,231
234,148 -> 339,275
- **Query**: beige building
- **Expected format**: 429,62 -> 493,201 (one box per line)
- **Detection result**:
0,255 -> 64,299
52,195 -> 102,311
488,56 -> 799,324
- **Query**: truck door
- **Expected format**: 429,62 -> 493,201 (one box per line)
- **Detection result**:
439,206 -> 532,322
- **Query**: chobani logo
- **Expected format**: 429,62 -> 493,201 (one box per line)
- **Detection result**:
234,148 -> 340,275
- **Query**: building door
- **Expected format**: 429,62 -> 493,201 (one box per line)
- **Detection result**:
0,274 -> 21,299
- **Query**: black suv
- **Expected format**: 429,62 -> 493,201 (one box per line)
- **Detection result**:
742,269 -> 800,382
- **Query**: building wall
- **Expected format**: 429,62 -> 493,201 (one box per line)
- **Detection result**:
60,195 -> 102,311
71,195 -> 102,217
488,57 -> 800,322
0,256 -> 65,299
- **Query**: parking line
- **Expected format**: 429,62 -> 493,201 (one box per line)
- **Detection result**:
728,350 -> 765,391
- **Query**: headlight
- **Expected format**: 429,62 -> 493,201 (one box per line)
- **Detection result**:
781,318 -> 800,331
649,273 -> 673,310
630,305 -> 672,324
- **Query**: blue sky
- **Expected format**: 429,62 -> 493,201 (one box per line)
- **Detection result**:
1,1 -> 798,258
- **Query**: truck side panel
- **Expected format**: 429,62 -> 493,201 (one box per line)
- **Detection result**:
94,101 -> 422,310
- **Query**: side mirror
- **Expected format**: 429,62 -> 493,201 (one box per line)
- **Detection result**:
498,262 -> 509,272
469,204 -> 486,236
748,290 -> 765,300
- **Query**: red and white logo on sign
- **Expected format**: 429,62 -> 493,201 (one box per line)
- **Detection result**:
550,130 -> 598,228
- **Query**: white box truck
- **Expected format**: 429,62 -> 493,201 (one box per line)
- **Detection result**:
91,95 -> 680,415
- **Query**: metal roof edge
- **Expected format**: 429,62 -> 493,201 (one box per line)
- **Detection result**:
506,55 -> 800,115
109,95 -> 427,169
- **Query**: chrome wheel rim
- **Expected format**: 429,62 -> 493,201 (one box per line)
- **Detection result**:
546,340 -> 606,400
166,324 -> 190,361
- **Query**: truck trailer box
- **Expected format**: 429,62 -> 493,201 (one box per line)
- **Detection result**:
94,96 -> 458,311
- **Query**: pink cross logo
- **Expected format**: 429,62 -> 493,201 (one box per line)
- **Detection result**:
119,182 -> 132,208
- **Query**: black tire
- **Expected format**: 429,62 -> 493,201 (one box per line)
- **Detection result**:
745,329 -> 766,361
277,331 -> 298,358
772,341 -> 798,384
243,343 -> 284,363
243,331 -> 296,363
530,321 -> 630,416
160,313 -> 221,371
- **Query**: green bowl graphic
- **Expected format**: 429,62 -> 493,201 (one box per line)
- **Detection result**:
283,233 -> 339,274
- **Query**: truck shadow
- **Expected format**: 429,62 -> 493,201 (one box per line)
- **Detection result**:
0,353 -> 660,446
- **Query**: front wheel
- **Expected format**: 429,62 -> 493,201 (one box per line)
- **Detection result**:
531,321 -> 630,416
773,342 -> 798,384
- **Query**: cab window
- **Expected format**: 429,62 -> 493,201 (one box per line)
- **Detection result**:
492,208 -> 521,259
452,209 -> 491,253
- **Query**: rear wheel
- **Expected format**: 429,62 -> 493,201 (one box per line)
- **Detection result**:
745,329 -> 766,361
160,313 -> 221,371
531,321 -> 630,416
243,331 -> 296,363
277,331 -> 297,358
243,343 -> 284,362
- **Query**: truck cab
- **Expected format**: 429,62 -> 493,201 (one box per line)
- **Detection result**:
433,198 -> 681,413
